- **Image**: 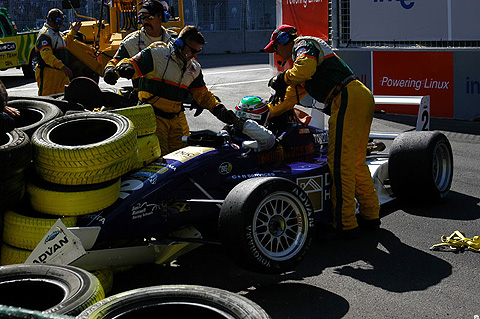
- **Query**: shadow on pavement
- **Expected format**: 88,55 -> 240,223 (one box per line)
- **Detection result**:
392,191 -> 480,220
374,112 -> 480,135
296,229 -> 452,293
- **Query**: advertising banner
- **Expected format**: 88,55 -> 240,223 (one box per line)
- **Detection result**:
350,0 -> 480,41
281,0 -> 328,41
372,51 -> 454,118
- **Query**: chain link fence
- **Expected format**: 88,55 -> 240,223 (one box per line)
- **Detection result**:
2,0 -> 275,33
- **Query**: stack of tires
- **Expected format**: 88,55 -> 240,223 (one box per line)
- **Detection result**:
1,103 -> 160,295
107,104 -> 160,170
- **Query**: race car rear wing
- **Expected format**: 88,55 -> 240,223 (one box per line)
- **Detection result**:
305,95 -> 430,134
373,95 -> 430,131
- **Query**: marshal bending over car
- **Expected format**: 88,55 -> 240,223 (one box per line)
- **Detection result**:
3,93 -> 453,274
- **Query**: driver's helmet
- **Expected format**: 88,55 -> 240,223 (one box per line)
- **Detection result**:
235,96 -> 270,126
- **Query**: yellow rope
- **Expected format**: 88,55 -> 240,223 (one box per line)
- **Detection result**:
430,230 -> 480,252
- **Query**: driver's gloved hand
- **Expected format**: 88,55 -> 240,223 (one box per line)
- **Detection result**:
268,71 -> 287,105
213,104 -> 244,129
103,66 -> 119,85
115,63 -> 135,79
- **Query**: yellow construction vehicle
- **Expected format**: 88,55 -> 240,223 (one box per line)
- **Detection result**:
62,0 -> 184,81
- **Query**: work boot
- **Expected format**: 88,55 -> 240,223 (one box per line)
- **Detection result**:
356,215 -> 381,230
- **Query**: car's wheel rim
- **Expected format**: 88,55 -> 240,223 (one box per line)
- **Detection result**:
252,191 -> 308,261
432,142 -> 452,192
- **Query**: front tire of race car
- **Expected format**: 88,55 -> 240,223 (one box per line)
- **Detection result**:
219,177 -> 315,274
389,131 -> 453,201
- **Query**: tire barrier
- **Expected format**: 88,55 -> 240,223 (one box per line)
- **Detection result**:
0,172 -> 26,207
0,129 -> 31,206
0,264 -> 104,315
3,210 -> 77,250
0,243 -> 32,265
77,285 -> 271,319
27,178 -> 121,216
0,128 -> 32,179
108,104 -> 157,137
90,268 -> 114,296
0,305 -> 74,319
8,99 -> 63,137
32,112 -> 137,185
133,134 -> 161,170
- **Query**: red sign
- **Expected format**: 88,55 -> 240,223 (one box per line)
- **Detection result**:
281,0 -> 329,41
373,51 -> 454,118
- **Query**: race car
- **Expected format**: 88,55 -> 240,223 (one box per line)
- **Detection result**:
20,95 -> 453,274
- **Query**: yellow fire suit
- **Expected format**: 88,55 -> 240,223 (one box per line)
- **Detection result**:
34,23 -> 76,96
118,42 -> 220,155
269,36 -> 380,231
105,27 -> 188,137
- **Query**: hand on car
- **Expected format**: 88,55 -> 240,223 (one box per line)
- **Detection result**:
268,71 -> 287,105
3,106 -> 20,117
61,65 -> 73,79
213,104 -> 244,129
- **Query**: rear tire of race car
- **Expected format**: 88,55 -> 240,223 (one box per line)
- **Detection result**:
389,131 -> 453,202
32,112 -> 137,185
0,263 -> 104,315
76,285 -> 270,319
219,177 -> 315,274
8,99 -> 63,137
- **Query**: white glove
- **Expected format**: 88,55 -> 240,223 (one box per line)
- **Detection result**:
241,119 -> 276,151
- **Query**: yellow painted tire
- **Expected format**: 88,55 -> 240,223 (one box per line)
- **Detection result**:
0,243 -> 31,265
3,210 -> 77,250
32,112 -> 137,185
28,178 -> 120,216
109,104 -> 157,137
91,268 -> 114,296
133,134 -> 161,170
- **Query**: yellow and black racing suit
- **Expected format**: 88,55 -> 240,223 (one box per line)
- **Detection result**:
118,42 -> 219,155
34,23 -> 76,96
269,36 -> 380,231
104,27 -> 190,136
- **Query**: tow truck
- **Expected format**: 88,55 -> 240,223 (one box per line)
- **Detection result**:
0,7 -> 38,78
63,0 -> 184,81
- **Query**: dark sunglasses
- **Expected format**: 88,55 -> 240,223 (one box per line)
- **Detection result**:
139,14 -> 156,21
185,42 -> 202,55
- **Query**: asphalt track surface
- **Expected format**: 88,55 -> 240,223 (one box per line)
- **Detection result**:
2,53 -> 480,318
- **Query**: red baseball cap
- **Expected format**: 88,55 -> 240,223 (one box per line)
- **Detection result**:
263,24 -> 297,53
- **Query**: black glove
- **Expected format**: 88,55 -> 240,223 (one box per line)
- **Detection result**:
103,66 -> 118,85
190,99 -> 204,117
114,63 -> 135,79
212,104 -> 244,129
268,71 -> 287,105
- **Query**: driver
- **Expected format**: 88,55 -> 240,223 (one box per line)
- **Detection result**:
224,96 -> 276,152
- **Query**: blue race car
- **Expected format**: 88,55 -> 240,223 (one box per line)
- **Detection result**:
28,96 -> 453,274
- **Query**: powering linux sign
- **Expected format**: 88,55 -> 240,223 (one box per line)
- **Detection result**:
25,219 -> 86,265
373,51 -> 454,118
